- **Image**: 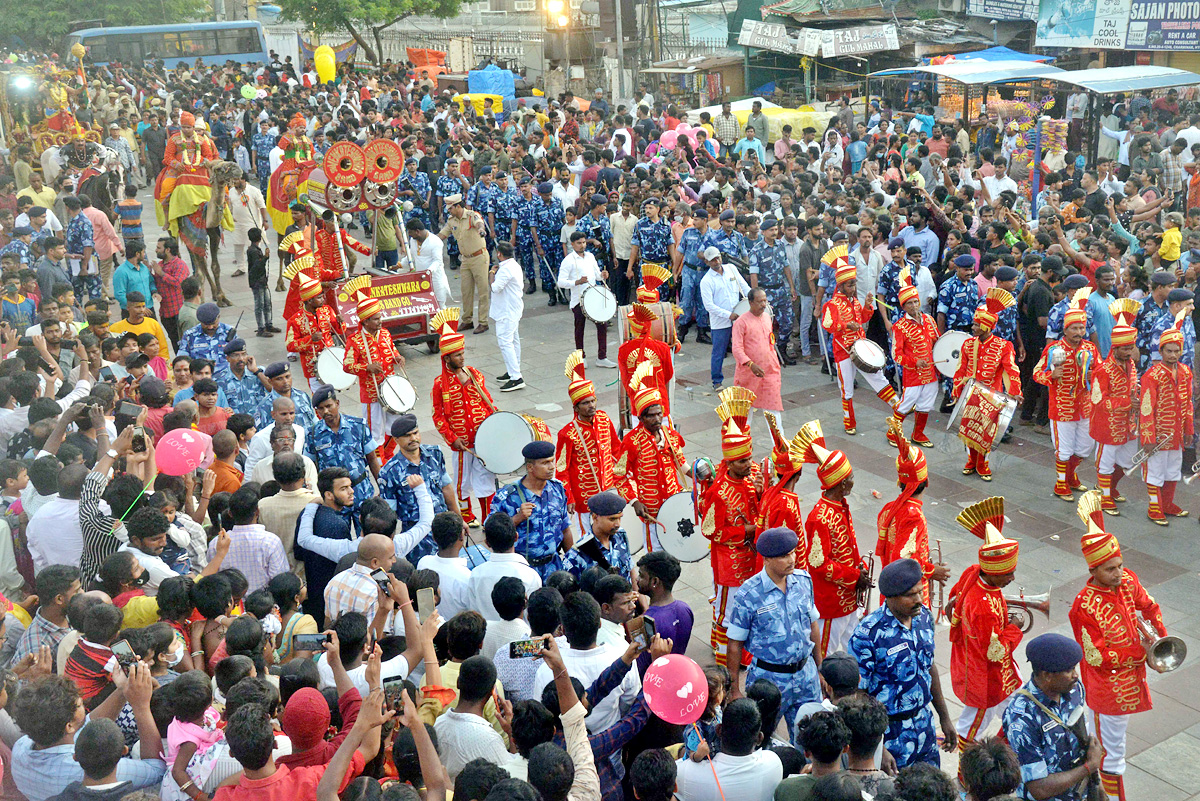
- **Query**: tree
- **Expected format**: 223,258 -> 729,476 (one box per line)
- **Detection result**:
276,0 -> 463,65
4,0 -> 210,45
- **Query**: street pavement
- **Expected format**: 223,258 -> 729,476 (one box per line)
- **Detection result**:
141,189 -> 1200,794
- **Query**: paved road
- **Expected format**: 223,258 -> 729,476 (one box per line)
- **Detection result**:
141,189 -> 1200,794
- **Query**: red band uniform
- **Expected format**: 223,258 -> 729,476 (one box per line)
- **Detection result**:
617,301 -> 678,419
1139,310 -> 1194,524
890,267 -> 940,446
952,288 -> 1021,480
1091,301 -> 1141,515
555,350 -> 622,531
285,274 -> 343,393
341,295 -> 405,449
876,421 -> 937,607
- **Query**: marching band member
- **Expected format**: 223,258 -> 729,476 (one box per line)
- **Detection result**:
700,389 -> 761,667
315,210 -> 370,295
556,351 -> 622,533
947,497 -> 1023,775
341,290 -> 406,454
953,287 -> 1021,481
617,300 -> 677,419
1071,493 -> 1170,801
1139,310 -> 1194,525
822,251 -> 898,435
1034,288 -> 1100,500
889,267 -> 940,447
757,420 -> 823,570
430,307 -> 497,526
284,272 -> 342,394
876,419 -> 949,608
801,436 -> 870,657
614,361 -> 687,553
1091,301 -> 1141,515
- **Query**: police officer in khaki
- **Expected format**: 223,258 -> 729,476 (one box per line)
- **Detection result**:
440,193 -> 491,334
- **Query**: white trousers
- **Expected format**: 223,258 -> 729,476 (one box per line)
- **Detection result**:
836,358 -> 890,399
1097,441 -> 1137,474
1145,448 -> 1183,487
1093,710 -> 1129,775
363,401 -> 399,445
494,317 -> 522,379
818,613 -> 858,658
451,449 -> 497,501
307,376 -> 323,394
896,382 -> 939,414
956,698 -> 1010,741
1051,419 -> 1095,460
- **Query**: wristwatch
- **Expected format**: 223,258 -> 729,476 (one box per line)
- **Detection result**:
106,449 -> 119,460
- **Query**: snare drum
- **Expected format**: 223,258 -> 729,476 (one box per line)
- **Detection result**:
733,296 -> 751,317
473,412 -> 551,475
377,375 -> 416,414
316,347 -> 356,391
946,378 -> 1018,454
581,284 -> 618,325
621,501 -> 646,555
850,339 -> 886,374
932,331 -> 972,378
655,492 -> 709,563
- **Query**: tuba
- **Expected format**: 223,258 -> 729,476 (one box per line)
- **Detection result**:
1005,588 -> 1051,633
1137,617 -> 1187,673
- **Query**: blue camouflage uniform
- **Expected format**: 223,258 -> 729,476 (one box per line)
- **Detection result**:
701,228 -> 748,266
178,323 -> 235,370
817,260 -> 838,361
64,211 -> 99,300
252,131 -> 277,193
255,388 -> 319,432
214,365 -> 268,417
0,240 -> 31,267
631,217 -> 673,273
492,185 -> 521,251
1045,298 -> 1097,342
995,302 -> 1021,347
877,260 -> 910,324
561,529 -> 631,578
725,568 -> 821,744
748,237 -> 794,349
1136,296 -> 1169,372
850,604 -> 941,768
378,444 -> 452,562
489,477 -> 571,580
1147,312 -> 1196,367
398,169 -> 432,229
467,179 -> 501,250
533,199 -> 566,292
304,414 -> 380,511
437,173 -> 466,260
515,191 -> 541,284
575,210 -> 612,268
677,226 -> 710,329
1002,679 -> 1089,801
937,275 -> 981,396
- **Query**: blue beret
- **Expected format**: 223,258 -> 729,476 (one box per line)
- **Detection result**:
888,236 -> 905,249
537,182 -> 554,194
11,226 -> 32,236
495,171 -> 507,179
1152,270 -> 1177,286
196,302 -> 220,324
312,385 -> 337,407
404,157 -> 417,165
1062,273 -> 1089,290
479,166 -> 493,175
831,231 -> 848,242
444,158 -> 458,165
760,217 -> 778,230
1026,633 -> 1083,672
692,208 -> 709,219
756,526 -> 799,558
878,558 -> 923,597
590,194 -> 607,206
586,491 -> 625,516
954,254 -> 976,269
223,338 -> 247,355
518,176 -> 531,186
1168,287 -> 1194,303
263,361 -> 289,378
995,266 -> 1019,282
390,413 -> 418,437
719,209 -> 735,221
642,197 -> 661,208
523,440 -> 555,460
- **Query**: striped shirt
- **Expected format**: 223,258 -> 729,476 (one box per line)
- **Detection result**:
80,472 -> 122,582
206,524 -> 289,593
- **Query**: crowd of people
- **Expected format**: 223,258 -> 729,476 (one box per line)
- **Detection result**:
0,44 -> 1186,801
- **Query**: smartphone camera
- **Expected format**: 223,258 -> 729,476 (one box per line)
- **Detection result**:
370,568 -> 392,594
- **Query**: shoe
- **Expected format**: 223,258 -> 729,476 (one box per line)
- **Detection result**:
255,329 -> 270,337
1151,516 -> 1169,526
820,362 -> 830,375
525,283 -> 536,295
231,268 -> 246,277
782,354 -> 797,366
595,358 -> 617,369
845,427 -> 856,436
913,437 -> 934,448
962,467 -> 976,476
1034,425 -> 1051,435
678,324 -> 691,342
1056,491 -> 1075,502
697,332 -> 712,345
980,474 -> 993,482
548,295 -> 558,307
267,324 -> 281,333
1018,418 -> 1036,427
458,320 -> 474,332
939,402 -> 955,414
287,353 -> 298,361
1103,507 -> 1121,516
500,378 -> 526,392
713,383 -> 723,391
474,324 -> 489,334
497,373 -> 510,382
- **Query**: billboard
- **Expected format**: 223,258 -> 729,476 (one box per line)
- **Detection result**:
967,0 -> 1037,21
1126,0 -> 1200,50
1036,0 -> 1200,49
820,23 -> 899,56
334,272 -> 439,330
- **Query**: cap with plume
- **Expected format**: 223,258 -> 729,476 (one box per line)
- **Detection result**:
430,307 -> 465,355
564,350 -> 595,404
974,287 -> 1015,332
1109,298 -> 1139,348
637,263 -> 671,303
1063,286 -> 1091,330
956,497 -> 1019,575
628,361 -> 662,417
1077,491 -> 1121,569
716,387 -> 755,461
1158,307 -> 1190,349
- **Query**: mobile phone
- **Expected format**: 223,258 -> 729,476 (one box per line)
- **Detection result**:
370,568 -> 392,593
132,427 -> 147,453
292,633 -> 330,652
417,587 -> 435,624
384,676 -> 408,708
111,638 -> 137,669
509,638 -> 545,659
624,615 -> 655,650
117,400 -> 144,419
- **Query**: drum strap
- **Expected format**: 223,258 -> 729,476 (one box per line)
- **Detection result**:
463,368 -> 497,414
571,419 -> 602,493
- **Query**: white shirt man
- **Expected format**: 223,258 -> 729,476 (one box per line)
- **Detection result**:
490,250 -> 525,390
675,747 -> 783,801
700,248 -> 752,331
409,229 -> 452,308
532,636 -> 641,735
243,421 -> 306,479
467,553 -> 542,621
117,541 -> 176,596
26,493 -> 82,574
556,244 -> 604,310
416,552 -> 472,619
552,179 -> 579,212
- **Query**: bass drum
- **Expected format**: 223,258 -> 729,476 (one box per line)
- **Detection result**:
316,347 -> 355,391
933,330 -> 972,378
620,302 -> 677,346
377,375 -> 417,414
622,501 -> 646,556
655,491 -> 709,563
581,284 -> 618,324
474,412 -> 551,475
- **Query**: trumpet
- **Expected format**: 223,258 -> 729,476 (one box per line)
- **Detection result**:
1005,588 -> 1052,633
1137,617 -> 1187,673
1129,436 -> 1171,469
934,539 -> 948,625
1183,458 -> 1200,484
857,552 -> 877,612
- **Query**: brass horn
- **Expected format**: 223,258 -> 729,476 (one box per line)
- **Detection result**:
1005,588 -> 1051,633
1138,617 -> 1187,673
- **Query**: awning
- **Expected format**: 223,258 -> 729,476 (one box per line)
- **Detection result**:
870,59 -> 1063,85
1042,66 -> 1200,95
949,45 -> 1055,63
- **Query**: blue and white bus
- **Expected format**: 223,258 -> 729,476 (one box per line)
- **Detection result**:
64,21 -> 269,68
